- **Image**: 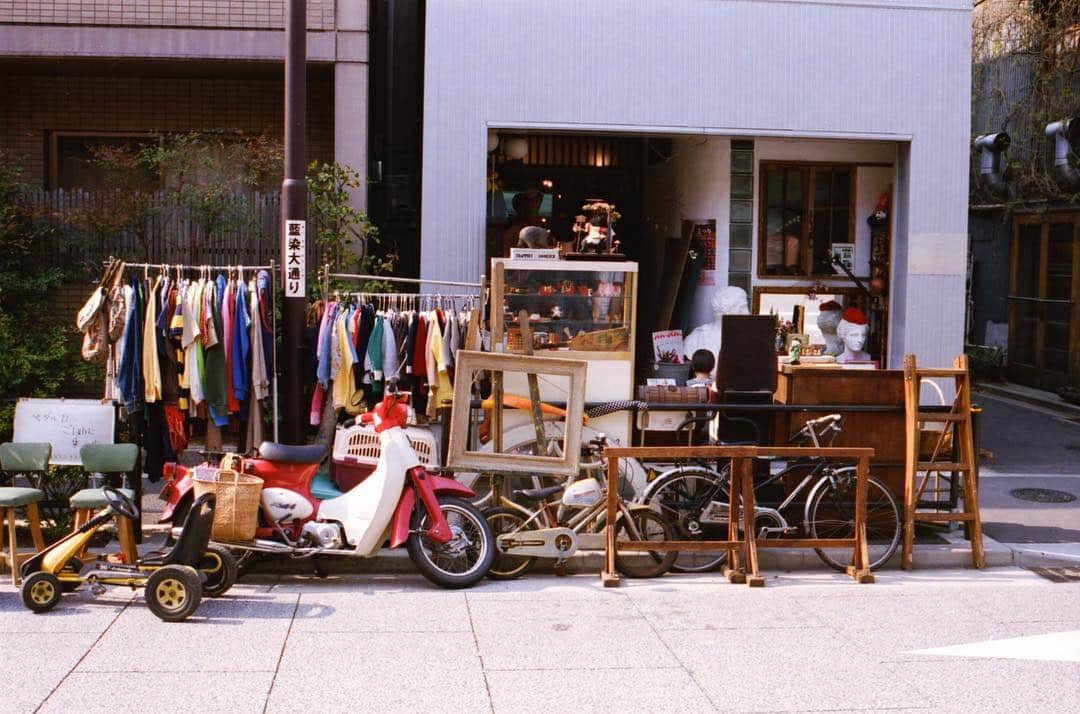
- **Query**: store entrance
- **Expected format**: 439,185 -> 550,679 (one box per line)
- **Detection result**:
1008,214 -> 1080,391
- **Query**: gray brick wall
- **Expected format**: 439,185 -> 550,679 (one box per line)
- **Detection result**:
0,73 -> 335,187
0,0 -> 337,30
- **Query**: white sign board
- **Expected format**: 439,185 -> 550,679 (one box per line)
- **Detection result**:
509,248 -> 560,261
831,243 -> 855,274
284,219 -> 306,297
13,398 -> 116,465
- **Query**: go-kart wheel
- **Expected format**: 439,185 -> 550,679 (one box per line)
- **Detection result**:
198,544 -> 238,598
103,486 -> 140,520
146,565 -> 202,622
21,572 -> 62,613
60,557 -> 84,593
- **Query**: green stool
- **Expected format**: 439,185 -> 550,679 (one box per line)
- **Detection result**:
0,443 -> 49,585
72,443 -> 139,563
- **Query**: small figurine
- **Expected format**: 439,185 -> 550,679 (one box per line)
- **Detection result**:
578,200 -> 621,254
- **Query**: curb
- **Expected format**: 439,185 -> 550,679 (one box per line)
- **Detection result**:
974,383 -> 1080,419
242,533 -> 1013,576
1007,543 -> 1080,568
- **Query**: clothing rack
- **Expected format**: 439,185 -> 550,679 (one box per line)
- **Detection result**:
324,268 -> 483,290
107,259 -> 280,442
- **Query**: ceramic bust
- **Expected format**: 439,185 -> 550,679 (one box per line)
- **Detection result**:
683,285 -> 750,376
816,301 -> 843,356
836,308 -> 871,364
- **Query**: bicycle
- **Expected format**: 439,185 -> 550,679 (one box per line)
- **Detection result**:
638,413 -> 901,573
483,435 -> 678,579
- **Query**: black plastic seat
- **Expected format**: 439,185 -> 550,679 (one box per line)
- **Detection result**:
258,442 -> 329,465
143,493 -> 217,567
513,484 -> 565,502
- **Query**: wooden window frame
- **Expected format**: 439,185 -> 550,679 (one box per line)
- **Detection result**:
757,161 -> 863,280
48,131 -> 160,190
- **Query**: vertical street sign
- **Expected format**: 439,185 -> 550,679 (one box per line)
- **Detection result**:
284,220 -> 306,297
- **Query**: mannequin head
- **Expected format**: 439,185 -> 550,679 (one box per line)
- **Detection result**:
709,285 -> 750,323
836,307 -> 870,361
816,301 -> 842,335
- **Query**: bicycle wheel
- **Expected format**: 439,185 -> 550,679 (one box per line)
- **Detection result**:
483,507 -> 537,579
614,509 -> 678,578
644,468 -> 730,572
807,470 -> 900,571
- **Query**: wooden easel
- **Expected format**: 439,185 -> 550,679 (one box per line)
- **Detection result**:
901,354 -> 985,569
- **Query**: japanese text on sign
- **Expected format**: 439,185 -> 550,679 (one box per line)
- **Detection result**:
284,220 -> 306,297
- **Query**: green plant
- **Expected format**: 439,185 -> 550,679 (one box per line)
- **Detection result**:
966,344 -> 1007,382
0,154 -> 100,442
307,161 -> 391,294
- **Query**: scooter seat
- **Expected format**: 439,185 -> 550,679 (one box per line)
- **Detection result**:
258,442 -> 328,465
513,484 -> 565,502
310,469 -> 344,501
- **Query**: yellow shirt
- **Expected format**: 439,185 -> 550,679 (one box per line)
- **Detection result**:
143,276 -> 162,403
332,312 -> 356,410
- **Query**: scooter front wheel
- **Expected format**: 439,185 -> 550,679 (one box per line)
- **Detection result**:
407,496 -> 496,589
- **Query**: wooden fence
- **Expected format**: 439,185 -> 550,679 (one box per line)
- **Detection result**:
26,188 -> 326,269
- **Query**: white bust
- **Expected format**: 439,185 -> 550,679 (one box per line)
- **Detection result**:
816,304 -> 843,356
836,317 -> 871,364
683,285 -> 749,375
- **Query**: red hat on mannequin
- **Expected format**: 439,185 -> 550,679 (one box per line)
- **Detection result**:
819,300 -> 842,312
842,307 -> 867,325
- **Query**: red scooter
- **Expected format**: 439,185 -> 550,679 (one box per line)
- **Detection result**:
160,391 -> 495,589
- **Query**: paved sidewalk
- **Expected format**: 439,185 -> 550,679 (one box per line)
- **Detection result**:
1,566 -> 1076,713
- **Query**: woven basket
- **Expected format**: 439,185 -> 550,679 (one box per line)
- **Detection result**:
192,468 -> 263,542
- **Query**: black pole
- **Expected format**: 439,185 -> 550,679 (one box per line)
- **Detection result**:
281,0 -> 307,444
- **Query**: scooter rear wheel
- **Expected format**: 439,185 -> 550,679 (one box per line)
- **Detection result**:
407,496 -> 496,589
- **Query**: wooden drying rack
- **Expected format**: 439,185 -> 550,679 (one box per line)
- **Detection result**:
601,445 -> 877,587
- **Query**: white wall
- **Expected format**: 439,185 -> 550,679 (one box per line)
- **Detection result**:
423,0 -> 972,367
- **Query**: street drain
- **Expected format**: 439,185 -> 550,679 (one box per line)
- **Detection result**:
1010,488 -> 1077,504
1027,567 -> 1080,583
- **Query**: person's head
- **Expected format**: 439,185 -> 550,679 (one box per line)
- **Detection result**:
836,308 -> 869,352
513,189 -> 543,218
690,349 -> 715,378
710,285 -> 750,321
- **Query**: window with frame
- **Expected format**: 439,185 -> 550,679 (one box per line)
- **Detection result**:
759,163 -> 855,277
50,133 -> 160,191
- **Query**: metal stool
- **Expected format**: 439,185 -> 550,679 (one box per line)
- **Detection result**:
72,444 -> 139,564
0,443 -> 49,585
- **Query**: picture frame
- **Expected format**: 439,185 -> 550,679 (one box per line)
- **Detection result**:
785,333 -> 810,352
447,351 -> 587,476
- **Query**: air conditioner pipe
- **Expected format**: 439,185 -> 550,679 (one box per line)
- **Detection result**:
1046,119 -> 1080,191
973,132 -> 1011,194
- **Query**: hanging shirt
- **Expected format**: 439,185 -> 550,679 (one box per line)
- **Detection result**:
404,312 -> 418,374
232,279 -> 251,404
367,314 -> 385,382
257,270 -> 273,373
382,310 -> 399,384
203,280 -> 229,427
425,313 -> 451,419
157,284 -> 181,405
316,302 -> 336,389
222,278 -> 238,413
412,313 -> 428,380
248,278 -> 269,402
142,275 -> 162,403
117,279 -> 143,415
332,310 -> 356,410
182,280 -> 204,410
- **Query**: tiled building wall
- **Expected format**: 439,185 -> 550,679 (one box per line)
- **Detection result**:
0,74 -> 335,187
0,1 -> 336,29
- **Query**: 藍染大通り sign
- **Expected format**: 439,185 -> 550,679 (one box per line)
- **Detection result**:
285,219 -> 306,297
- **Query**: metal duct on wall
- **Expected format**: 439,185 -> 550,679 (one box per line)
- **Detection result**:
1046,118 -> 1080,191
973,132 -> 1011,195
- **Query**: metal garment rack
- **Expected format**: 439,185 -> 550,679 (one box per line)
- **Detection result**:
114,260 -> 280,443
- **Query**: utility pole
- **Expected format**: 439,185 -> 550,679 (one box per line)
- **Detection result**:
280,0 -> 307,444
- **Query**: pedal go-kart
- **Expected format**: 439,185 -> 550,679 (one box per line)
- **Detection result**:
19,488 -> 234,622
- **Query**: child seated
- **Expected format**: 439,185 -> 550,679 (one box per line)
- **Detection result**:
686,349 -> 716,392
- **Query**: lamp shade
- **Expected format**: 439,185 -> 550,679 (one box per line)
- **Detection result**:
503,137 -> 529,160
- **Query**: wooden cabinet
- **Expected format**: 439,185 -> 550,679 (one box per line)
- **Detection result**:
774,364 -> 905,497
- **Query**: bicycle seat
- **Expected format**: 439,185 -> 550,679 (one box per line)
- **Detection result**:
512,484 -> 565,502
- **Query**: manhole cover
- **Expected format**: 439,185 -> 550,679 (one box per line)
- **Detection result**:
1010,488 -> 1077,504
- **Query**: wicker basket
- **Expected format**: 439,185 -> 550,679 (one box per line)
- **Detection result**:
192,468 -> 263,542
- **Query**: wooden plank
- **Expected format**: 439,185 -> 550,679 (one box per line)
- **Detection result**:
739,457 -> 762,584
602,445 -> 874,459
917,412 -> 965,422
902,354 -> 918,570
915,462 -> 971,472
913,369 -> 966,378
603,454 -> 619,585
616,540 -> 742,551
915,513 -> 975,522
755,539 -> 856,548
656,221 -> 697,331
517,309 -> 550,454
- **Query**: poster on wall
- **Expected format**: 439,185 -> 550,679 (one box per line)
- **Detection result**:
692,221 -> 717,284
831,243 -> 855,274
652,330 -> 684,364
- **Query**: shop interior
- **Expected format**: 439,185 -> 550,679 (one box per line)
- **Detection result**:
485,130 -> 898,380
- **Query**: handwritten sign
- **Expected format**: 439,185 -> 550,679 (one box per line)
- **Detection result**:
510,248 -> 560,262
13,399 -> 116,465
284,219 -> 306,297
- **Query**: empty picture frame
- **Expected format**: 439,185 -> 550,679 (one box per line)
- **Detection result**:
447,350 -> 587,477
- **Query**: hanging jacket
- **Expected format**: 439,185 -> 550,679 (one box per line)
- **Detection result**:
382,311 -> 399,384
204,280 -> 229,427
117,279 -> 143,414
232,279 -> 251,404
316,302 -> 336,388
257,270 -> 273,373
404,312 -> 418,374
142,276 -> 162,403
367,315 -> 385,382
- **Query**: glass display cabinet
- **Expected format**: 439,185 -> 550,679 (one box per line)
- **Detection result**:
490,257 -> 639,444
